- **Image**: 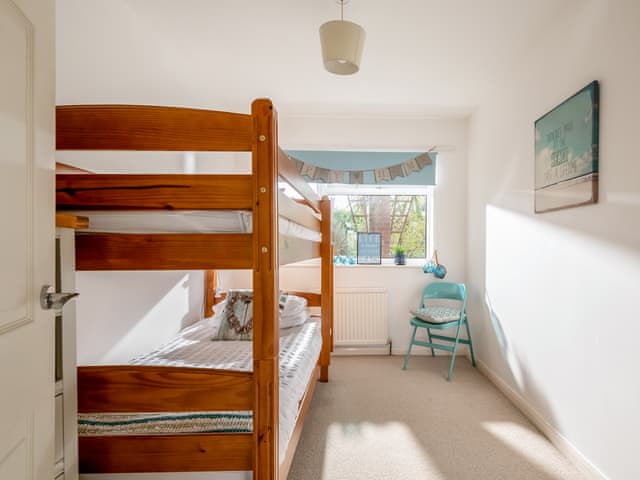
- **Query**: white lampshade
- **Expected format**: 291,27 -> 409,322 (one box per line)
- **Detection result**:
319,20 -> 366,75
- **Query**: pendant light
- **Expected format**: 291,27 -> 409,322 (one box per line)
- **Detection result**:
319,0 -> 366,75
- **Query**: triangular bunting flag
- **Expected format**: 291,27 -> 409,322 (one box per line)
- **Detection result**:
349,171 -> 364,184
314,168 -> 330,183
415,153 -> 432,168
389,164 -> 405,179
374,168 -> 392,182
300,163 -> 317,178
328,170 -> 345,183
403,157 -> 421,174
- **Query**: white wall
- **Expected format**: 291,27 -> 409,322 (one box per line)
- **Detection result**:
56,151 -> 251,175
466,2 -> 640,479
76,271 -> 204,364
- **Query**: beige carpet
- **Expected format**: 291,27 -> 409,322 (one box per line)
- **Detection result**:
288,356 -> 584,480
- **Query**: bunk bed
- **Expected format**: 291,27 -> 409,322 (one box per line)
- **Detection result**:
55,99 -> 334,480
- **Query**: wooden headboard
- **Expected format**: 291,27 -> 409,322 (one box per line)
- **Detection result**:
204,271 -> 322,317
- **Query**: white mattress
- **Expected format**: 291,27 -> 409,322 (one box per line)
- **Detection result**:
72,210 -> 322,242
78,318 -> 322,463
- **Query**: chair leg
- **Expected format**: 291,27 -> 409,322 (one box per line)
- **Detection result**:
426,328 -> 435,357
447,323 -> 463,382
465,318 -> 477,368
402,326 -> 418,370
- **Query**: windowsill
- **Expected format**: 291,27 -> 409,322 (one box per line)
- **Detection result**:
337,259 -> 426,268
285,259 -> 427,269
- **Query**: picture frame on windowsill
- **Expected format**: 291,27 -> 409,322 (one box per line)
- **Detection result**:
356,232 -> 382,265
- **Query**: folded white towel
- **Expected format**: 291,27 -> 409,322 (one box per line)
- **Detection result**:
280,310 -> 310,330
281,295 -> 307,317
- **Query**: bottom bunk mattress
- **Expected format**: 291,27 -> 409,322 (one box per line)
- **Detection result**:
78,318 -> 322,463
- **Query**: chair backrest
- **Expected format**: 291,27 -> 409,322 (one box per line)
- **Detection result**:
421,282 -> 467,311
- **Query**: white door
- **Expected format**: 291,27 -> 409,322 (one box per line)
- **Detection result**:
0,0 -> 55,479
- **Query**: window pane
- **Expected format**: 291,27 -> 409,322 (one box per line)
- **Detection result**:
330,194 -> 427,259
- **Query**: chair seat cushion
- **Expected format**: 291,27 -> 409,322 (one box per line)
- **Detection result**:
410,306 -> 461,323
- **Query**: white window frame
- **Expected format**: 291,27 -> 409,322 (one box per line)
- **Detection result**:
313,183 -> 434,264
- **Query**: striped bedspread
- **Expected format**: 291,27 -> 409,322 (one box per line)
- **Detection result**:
78,318 -> 322,462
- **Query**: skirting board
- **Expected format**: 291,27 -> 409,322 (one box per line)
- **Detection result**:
474,357 -> 608,480
334,344 -> 468,356
334,344 -> 391,356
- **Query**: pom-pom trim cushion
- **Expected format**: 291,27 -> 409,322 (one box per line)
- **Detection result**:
213,290 -> 254,340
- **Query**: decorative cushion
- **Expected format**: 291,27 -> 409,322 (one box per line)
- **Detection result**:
410,306 -> 461,323
214,290 -> 254,340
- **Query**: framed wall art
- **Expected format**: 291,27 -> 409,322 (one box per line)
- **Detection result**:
534,81 -> 599,213
356,232 -> 381,265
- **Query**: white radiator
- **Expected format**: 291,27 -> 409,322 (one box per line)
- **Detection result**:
334,288 -> 388,346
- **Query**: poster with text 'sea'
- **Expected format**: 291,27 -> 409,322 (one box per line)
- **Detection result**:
534,81 -> 599,213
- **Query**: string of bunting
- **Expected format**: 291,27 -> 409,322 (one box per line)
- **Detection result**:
288,152 -> 434,184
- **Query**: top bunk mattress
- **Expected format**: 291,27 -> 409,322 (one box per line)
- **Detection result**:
71,210 -> 322,242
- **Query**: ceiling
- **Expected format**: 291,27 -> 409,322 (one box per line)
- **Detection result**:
56,0 -> 576,118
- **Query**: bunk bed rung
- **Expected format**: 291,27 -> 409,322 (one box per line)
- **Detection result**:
57,174 -> 253,210
57,105 -> 253,151
79,434 -> 253,473
75,233 -> 253,270
78,366 -> 253,413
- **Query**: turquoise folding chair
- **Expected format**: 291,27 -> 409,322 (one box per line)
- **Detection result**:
402,282 -> 476,381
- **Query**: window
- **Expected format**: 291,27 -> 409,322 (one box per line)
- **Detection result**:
314,184 -> 432,263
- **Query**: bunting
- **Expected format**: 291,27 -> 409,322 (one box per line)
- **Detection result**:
288,151 -> 435,185
349,171 -> 364,184
328,170 -> 345,183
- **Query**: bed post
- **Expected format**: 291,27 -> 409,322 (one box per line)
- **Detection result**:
251,99 -> 279,480
319,196 -> 333,382
204,270 -> 216,318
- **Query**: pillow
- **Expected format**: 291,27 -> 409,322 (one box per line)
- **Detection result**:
280,311 -> 309,330
213,299 -> 227,315
279,294 -> 309,329
211,291 -> 310,339
213,290 -> 254,340
410,306 -> 461,324
280,294 -> 307,318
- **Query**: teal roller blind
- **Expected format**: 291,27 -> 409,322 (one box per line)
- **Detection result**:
286,150 -> 437,186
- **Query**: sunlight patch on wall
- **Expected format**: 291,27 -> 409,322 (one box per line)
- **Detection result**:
104,274 -> 191,362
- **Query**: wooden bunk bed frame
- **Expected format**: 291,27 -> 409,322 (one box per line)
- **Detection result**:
55,99 -> 334,480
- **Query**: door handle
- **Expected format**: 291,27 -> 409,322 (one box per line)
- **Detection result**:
40,285 -> 79,310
